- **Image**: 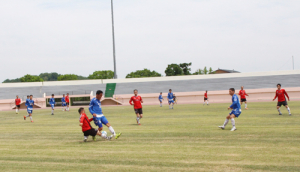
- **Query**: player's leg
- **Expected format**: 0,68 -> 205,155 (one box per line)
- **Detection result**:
207,99 -> 209,105
219,114 -> 230,129
230,114 -> 236,131
277,105 -> 282,115
29,113 -> 33,122
172,102 -> 174,109
245,101 -> 248,109
103,118 -> 122,139
285,105 -> 291,115
51,105 -> 54,115
136,112 -> 141,125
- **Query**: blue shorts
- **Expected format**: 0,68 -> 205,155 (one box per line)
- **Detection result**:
93,115 -> 109,128
230,109 -> 242,118
159,99 -> 163,103
51,104 -> 55,109
168,99 -> 174,104
62,102 -> 66,107
27,108 -> 33,114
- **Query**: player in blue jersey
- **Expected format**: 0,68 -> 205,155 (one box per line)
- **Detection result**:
89,90 -> 122,140
49,94 -> 56,115
158,92 -> 164,107
168,89 -> 175,109
24,95 -> 34,123
219,88 -> 241,131
61,94 -> 67,111
25,95 -> 30,115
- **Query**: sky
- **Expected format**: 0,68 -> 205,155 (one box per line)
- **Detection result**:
0,0 -> 300,82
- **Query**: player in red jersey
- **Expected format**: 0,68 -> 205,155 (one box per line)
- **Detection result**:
15,95 -> 21,114
65,93 -> 70,111
203,90 -> 209,105
238,86 -> 249,110
273,84 -> 291,116
129,89 -> 143,125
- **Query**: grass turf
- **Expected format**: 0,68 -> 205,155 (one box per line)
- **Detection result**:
0,102 -> 300,172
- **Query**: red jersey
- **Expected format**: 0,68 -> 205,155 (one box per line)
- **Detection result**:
79,113 -> 93,132
238,90 -> 248,99
204,93 -> 208,98
129,96 -> 143,109
15,98 -> 21,105
65,96 -> 70,103
274,89 -> 289,102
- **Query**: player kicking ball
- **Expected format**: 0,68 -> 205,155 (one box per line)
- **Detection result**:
129,89 -> 143,125
49,94 -> 56,115
168,89 -> 175,109
24,95 -> 34,123
89,90 -> 122,140
219,88 -> 241,131
273,84 -> 291,116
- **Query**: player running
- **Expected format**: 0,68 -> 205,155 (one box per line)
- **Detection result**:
129,89 -> 143,125
25,95 -> 30,115
49,94 -> 56,115
15,95 -> 21,114
238,86 -> 249,110
65,93 -> 70,111
219,88 -> 241,131
158,92 -> 164,107
203,90 -> 209,106
89,90 -> 122,139
168,89 -> 175,109
24,95 -> 34,123
273,84 -> 291,116
61,94 -> 67,111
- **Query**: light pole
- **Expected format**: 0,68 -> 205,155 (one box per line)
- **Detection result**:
111,0 -> 117,79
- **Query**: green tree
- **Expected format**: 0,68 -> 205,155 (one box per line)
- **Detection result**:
203,66 -> 208,74
179,62 -> 192,75
209,67 -> 214,74
2,78 -> 21,83
39,72 -> 60,81
57,74 -> 78,81
77,75 -> 88,80
20,74 -> 44,82
126,69 -> 162,78
193,69 -> 203,75
165,64 -> 183,76
88,70 -> 114,79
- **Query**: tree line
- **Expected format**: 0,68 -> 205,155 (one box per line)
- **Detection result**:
2,63 -> 215,83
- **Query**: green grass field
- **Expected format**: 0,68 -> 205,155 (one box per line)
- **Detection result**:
0,102 -> 300,172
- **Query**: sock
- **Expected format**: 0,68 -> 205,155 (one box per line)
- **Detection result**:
84,136 -> 88,140
287,107 -> 291,114
16,109 -> 18,113
231,118 -> 235,127
26,115 -> 30,117
108,126 -> 115,136
245,104 -> 247,108
169,105 -> 171,109
278,108 -> 281,114
51,109 -> 54,114
203,102 -> 205,105
207,101 -> 209,105
136,117 -> 140,124
30,116 -> 33,121
223,119 -> 229,127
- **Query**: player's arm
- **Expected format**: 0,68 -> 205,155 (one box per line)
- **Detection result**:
229,97 -> 238,109
88,101 -> 96,117
273,92 -> 278,101
129,97 -> 133,105
79,115 -> 84,126
245,92 -> 249,96
141,97 -> 143,103
89,118 -> 94,122
284,90 -> 290,101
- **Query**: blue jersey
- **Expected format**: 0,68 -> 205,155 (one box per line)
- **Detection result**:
230,94 -> 241,110
89,98 -> 103,115
168,93 -> 174,100
61,97 -> 66,103
49,98 -> 55,105
27,99 -> 34,109
25,99 -> 29,107
158,95 -> 163,100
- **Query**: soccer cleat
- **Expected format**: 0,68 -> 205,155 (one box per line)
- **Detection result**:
115,133 -> 122,139
279,113 -> 282,115
289,114 -> 292,116
51,113 -> 54,115
218,126 -> 225,130
84,138 -> 87,142
245,108 -> 248,110
24,116 -> 26,120
31,121 -> 34,123
92,136 -> 96,141
231,127 -> 237,131
138,123 -> 141,125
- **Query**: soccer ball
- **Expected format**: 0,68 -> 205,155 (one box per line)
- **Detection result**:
101,131 -> 107,137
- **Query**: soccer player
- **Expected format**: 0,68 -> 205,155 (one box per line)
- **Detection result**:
49,94 -> 56,115
158,92 -> 164,107
25,95 -> 30,115
219,88 -> 241,131
15,95 -> 21,114
203,90 -> 209,105
78,107 -> 109,142
239,86 -> 249,110
24,95 -> 34,123
65,93 -> 70,111
168,89 -> 175,109
173,94 -> 178,104
61,94 -> 67,111
129,89 -> 143,125
89,90 -> 122,139
273,84 -> 291,116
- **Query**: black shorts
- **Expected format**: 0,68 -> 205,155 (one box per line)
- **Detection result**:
66,103 -> 70,105
277,101 -> 288,107
241,99 -> 247,102
83,128 -> 97,137
204,98 -> 208,101
16,105 -> 20,108
134,108 -> 143,114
